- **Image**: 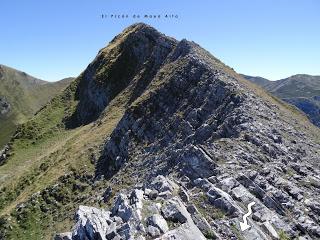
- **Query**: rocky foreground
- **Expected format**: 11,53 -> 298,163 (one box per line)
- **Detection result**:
56,173 -> 320,240
55,176 -> 207,240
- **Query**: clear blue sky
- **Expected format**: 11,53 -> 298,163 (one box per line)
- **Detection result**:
1,0 -> 319,81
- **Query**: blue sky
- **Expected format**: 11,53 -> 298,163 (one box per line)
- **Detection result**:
0,0 -> 319,81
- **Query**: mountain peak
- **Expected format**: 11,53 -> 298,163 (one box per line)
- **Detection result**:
103,22 -> 174,53
125,22 -> 158,32
71,23 -> 178,125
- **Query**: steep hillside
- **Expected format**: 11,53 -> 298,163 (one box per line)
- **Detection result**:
243,74 -> 320,127
0,64 -> 73,148
1,24 -> 320,240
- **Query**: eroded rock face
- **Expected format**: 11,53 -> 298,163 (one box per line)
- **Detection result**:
72,205 -> 111,240
0,144 -> 10,165
0,97 -> 11,116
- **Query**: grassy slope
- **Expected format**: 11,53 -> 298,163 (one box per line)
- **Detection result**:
0,74 -> 128,239
0,64 -> 73,148
0,115 -> 16,148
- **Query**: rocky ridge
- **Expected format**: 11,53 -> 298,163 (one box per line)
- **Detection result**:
4,23 -> 320,239
54,23 -> 320,239
0,97 -> 11,116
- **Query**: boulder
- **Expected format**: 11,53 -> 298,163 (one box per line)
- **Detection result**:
147,225 -> 161,237
212,197 -> 237,216
129,189 -> 144,208
219,177 -> 239,193
207,188 -> 237,216
72,205 -> 110,240
150,175 -> 175,193
147,214 -> 169,233
261,221 -> 279,239
231,185 -> 254,203
296,216 -> 320,238
112,194 -> 133,222
190,213 -> 212,235
156,223 -> 206,240
161,199 -> 189,223
148,190 -> 159,200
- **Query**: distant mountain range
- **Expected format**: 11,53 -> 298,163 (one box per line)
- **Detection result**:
242,74 -> 320,127
0,64 -> 73,147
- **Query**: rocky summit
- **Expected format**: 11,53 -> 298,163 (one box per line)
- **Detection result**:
1,23 -> 320,240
